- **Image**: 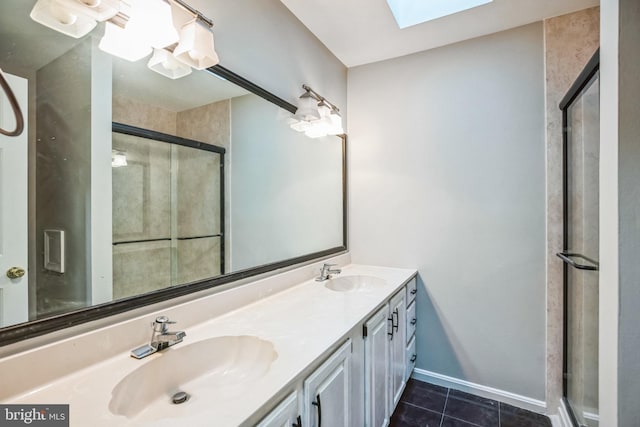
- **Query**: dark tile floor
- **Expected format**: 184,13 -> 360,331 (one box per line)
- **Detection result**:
390,379 -> 552,427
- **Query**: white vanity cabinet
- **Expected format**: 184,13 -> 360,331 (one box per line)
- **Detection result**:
256,392 -> 301,427
258,340 -> 352,427
364,304 -> 391,427
304,339 -> 352,427
389,288 -> 407,408
363,285 -> 411,427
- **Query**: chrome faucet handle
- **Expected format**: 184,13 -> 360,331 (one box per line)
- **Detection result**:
316,263 -> 341,281
152,316 -> 176,332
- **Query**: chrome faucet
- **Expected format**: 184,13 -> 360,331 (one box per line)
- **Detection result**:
131,316 -> 186,359
315,263 -> 342,282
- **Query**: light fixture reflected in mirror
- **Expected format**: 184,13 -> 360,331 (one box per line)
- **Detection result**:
30,0 -> 219,78
290,85 -> 344,138
99,21 -> 152,62
57,0 -> 120,22
111,150 -> 127,168
128,0 -> 179,49
30,0 -> 97,38
147,48 -> 192,79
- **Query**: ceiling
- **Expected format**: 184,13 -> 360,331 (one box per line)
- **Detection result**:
279,0 -> 599,68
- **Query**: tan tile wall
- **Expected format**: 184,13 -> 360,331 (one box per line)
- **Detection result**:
544,6 -> 599,413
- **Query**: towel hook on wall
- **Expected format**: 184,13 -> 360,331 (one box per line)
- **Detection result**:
0,68 -> 25,137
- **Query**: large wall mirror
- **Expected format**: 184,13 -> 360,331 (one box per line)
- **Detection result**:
0,0 -> 346,346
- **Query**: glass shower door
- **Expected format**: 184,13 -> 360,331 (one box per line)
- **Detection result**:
558,54 -> 599,427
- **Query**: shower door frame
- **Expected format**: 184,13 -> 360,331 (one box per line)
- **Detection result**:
558,48 -> 599,427
112,122 -> 226,276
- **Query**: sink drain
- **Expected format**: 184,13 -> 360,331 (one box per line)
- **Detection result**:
171,391 -> 190,404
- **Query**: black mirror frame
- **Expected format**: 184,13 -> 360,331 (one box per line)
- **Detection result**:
0,64 -> 348,347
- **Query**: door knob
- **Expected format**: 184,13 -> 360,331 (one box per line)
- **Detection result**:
6,267 -> 25,279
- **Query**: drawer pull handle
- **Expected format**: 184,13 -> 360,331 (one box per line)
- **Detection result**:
411,318 -> 417,325
292,415 -> 302,427
388,317 -> 394,339
393,308 -> 399,332
410,289 -> 417,295
410,354 -> 417,363
312,394 -> 322,427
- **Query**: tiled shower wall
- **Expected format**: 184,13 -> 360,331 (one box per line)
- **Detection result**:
543,6 -> 599,413
111,98 -> 228,299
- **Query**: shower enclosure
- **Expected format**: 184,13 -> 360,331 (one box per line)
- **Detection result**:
557,50 -> 599,427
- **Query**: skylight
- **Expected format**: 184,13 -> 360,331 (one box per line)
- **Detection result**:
386,0 -> 493,29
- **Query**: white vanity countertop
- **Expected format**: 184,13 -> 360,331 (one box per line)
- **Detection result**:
5,264 -> 417,427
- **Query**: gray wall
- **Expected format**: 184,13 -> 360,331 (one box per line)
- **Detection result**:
347,23 -> 546,399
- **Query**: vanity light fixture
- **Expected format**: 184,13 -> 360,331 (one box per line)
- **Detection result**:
30,0 -> 98,38
57,0 -> 120,21
99,20 -> 153,62
99,0 -> 179,62
171,0 -> 219,70
29,0 -> 219,78
147,48 -> 192,79
290,85 -> 344,138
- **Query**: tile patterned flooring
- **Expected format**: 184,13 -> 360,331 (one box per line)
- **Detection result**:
390,379 -> 552,427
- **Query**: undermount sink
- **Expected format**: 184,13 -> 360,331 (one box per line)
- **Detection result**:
324,275 -> 386,292
109,335 -> 277,418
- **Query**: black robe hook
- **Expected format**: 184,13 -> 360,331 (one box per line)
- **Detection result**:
0,68 -> 25,137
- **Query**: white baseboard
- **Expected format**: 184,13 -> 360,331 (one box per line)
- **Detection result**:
557,399 -> 572,427
412,368 -> 547,415
556,400 -> 598,426
549,414 -> 563,427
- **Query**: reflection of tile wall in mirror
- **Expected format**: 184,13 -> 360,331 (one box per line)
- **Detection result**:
176,145 -> 221,238
176,99 -> 230,149
112,163 -> 145,236
113,241 -> 172,300
113,96 -> 177,136
176,237 -> 222,285
112,132 -> 171,242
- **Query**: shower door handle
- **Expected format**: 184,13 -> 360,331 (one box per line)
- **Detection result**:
556,252 -> 599,271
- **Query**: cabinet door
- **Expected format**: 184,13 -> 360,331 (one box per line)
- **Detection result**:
364,304 -> 390,427
304,340 -> 351,427
256,392 -> 301,427
389,288 -> 407,409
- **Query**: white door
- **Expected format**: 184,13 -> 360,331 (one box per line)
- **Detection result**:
0,71 -> 28,327
364,304 -> 390,427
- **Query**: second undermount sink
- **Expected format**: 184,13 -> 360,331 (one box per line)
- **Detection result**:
324,275 -> 386,292
109,335 -> 277,418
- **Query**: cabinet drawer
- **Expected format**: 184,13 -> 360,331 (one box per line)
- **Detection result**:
406,277 -> 417,304
406,336 -> 416,381
406,300 -> 416,343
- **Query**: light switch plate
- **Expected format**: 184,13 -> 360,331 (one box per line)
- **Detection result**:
44,229 -> 65,273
